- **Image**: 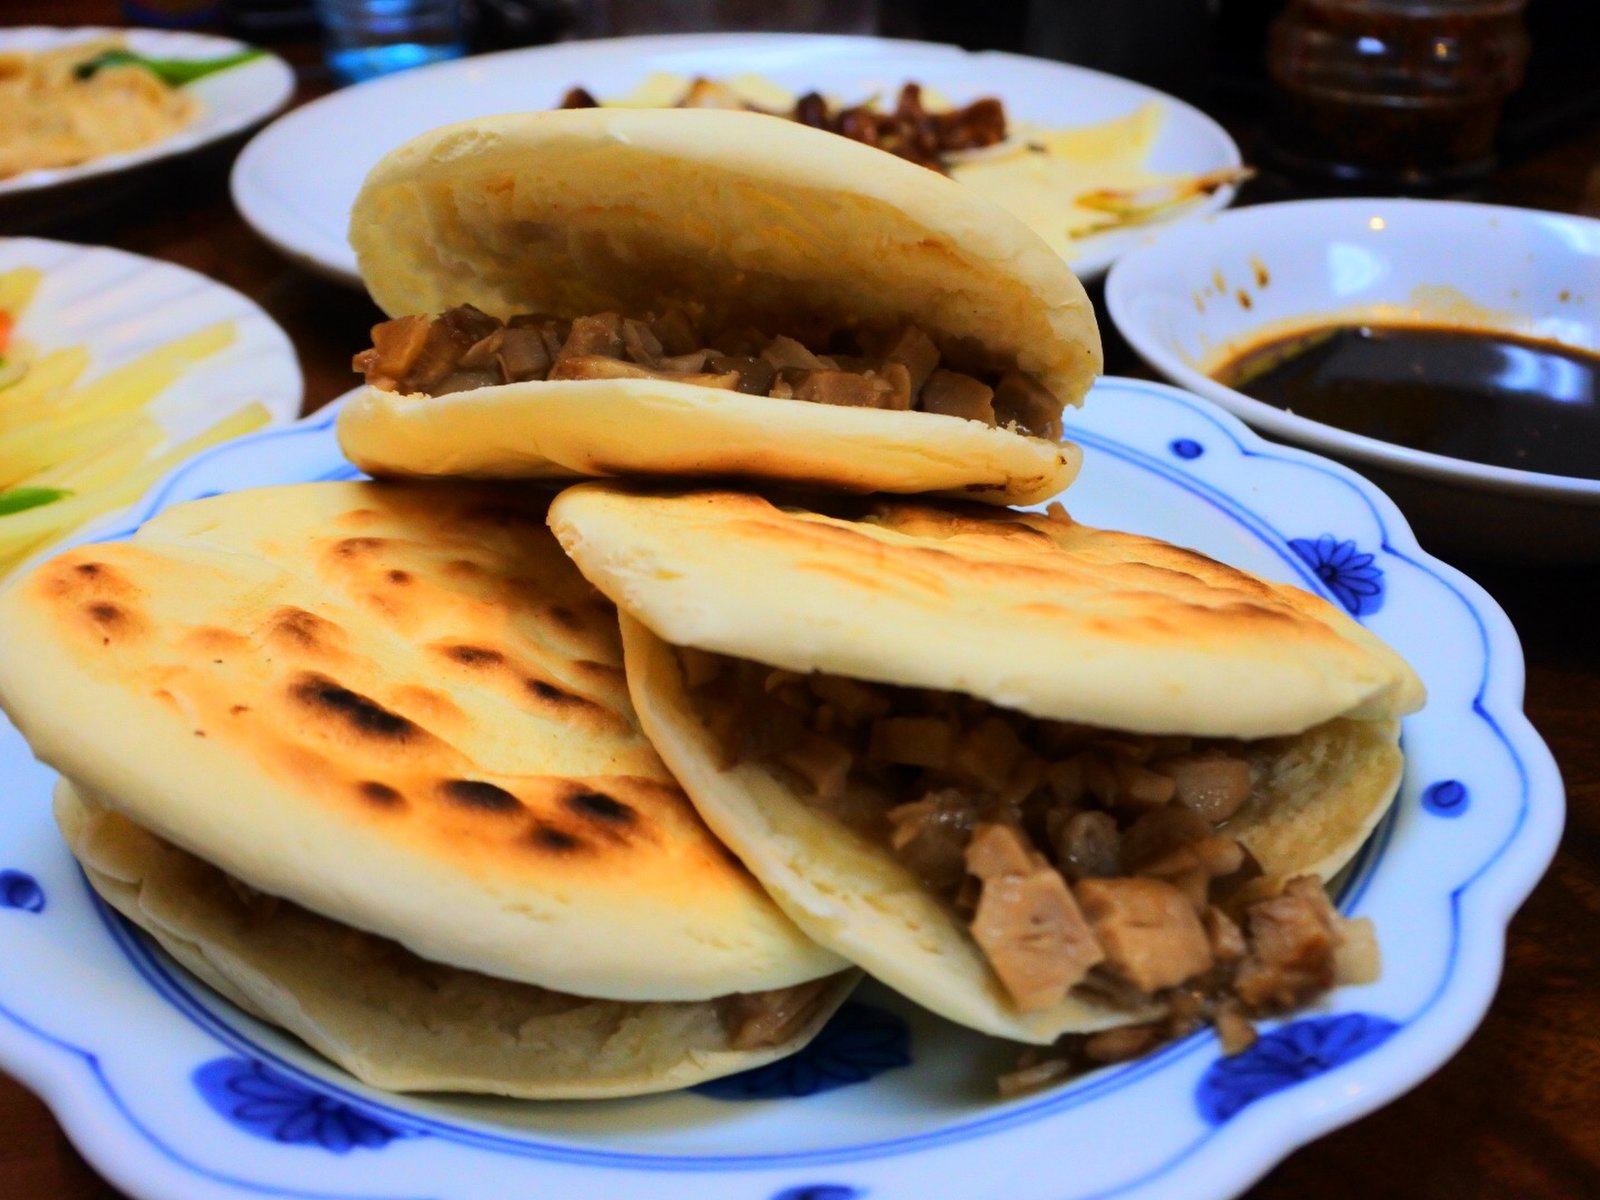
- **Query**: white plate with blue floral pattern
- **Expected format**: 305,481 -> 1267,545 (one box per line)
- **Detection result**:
0,377 -> 1561,1200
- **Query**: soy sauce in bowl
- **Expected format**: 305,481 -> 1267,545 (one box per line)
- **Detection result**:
1212,324 -> 1600,480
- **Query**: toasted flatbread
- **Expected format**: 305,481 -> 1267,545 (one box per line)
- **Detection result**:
0,481 -> 844,1001
548,484 -> 1425,1043
547,486 -> 1424,739
59,780 -> 856,1099
339,108 -> 1100,503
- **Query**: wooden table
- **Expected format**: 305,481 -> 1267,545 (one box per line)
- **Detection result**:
3,6 -> 1599,1196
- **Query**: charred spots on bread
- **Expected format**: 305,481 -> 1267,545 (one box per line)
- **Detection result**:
386,569 -> 413,585
331,535 -> 389,559
529,822 -> 585,853
565,788 -> 636,826
83,600 -> 140,643
545,604 -> 583,632
438,778 -> 524,813
357,781 -> 405,808
269,606 -> 339,651
438,643 -> 505,667
290,673 -> 419,741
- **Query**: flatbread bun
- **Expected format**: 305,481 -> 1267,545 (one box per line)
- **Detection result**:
548,485 -> 1425,740
619,614 -> 1403,1043
0,481 -> 844,1000
59,780 -> 855,1099
339,107 -> 1099,504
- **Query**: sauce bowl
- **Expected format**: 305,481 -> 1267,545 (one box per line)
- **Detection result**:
1105,198 -> 1600,561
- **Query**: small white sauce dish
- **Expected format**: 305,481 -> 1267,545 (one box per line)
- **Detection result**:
1105,198 -> 1600,561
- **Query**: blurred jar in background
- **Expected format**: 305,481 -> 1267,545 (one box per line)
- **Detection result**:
315,0 -> 468,82
1266,0 -> 1530,191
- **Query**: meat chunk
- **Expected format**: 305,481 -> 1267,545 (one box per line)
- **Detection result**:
966,824 -> 1104,1011
920,369 -> 996,425
870,716 -> 954,768
1162,752 -> 1253,824
355,306 -> 498,393
789,369 -> 896,408
888,788 -> 979,892
992,369 -> 1062,440
1052,810 -> 1121,880
877,324 -> 942,392
1232,876 -> 1341,1010
719,979 -> 834,1050
1075,876 -> 1213,993
558,312 -> 624,360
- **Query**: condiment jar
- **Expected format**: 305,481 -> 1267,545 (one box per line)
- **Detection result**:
1265,0 -> 1530,190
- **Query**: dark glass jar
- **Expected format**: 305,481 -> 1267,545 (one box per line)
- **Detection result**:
1265,0 -> 1530,190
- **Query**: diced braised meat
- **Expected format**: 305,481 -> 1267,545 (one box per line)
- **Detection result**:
687,657 -> 1379,1091
649,308 -> 700,356
967,824 -> 1105,1010
719,979 -> 835,1050
920,369 -> 997,425
870,716 -> 955,768
1083,1021 -> 1161,1064
878,324 -> 942,392
790,369 -> 896,408
1052,810 -> 1121,881
355,305 -> 1064,430
560,86 -> 598,108
559,312 -> 625,360
620,317 -> 665,367
1162,752 -> 1253,823
1075,876 -> 1213,993
1232,876 -> 1341,1010
993,370 -> 1063,440
1213,1002 -> 1258,1054
761,334 -> 833,372
888,789 -> 980,892
794,90 -> 830,129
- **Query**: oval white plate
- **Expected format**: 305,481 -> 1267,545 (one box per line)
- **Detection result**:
1104,198 -> 1600,557
0,27 -> 295,198
231,32 -> 1241,286
0,377 -> 1559,1200
0,236 -> 304,533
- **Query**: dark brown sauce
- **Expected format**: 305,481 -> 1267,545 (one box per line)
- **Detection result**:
1213,323 -> 1600,479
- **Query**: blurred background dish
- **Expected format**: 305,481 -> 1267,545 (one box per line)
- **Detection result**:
0,26 -> 294,200
1105,197 -> 1600,562
0,236 -> 303,573
228,32 -> 1243,286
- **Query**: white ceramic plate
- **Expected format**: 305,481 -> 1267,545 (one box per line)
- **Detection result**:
1105,198 -> 1600,559
0,236 -> 304,537
230,32 -> 1242,286
0,378 -> 1559,1200
0,27 -> 295,198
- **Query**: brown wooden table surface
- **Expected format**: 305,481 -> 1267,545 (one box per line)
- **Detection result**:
4,4 -> 1599,1197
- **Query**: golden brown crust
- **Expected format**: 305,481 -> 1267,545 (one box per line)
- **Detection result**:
0,482 -> 844,998
549,486 -> 1426,739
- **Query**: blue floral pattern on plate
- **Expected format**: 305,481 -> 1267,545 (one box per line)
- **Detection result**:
692,1004 -> 910,1100
193,1057 -> 411,1153
1289,535 -> 1385,616
772,1187 -> 863,1200
1170,437 -> 1204,459
0,870 -> 44,914
1195,1013 -> 1401,1124
1423,780 -> 1469,817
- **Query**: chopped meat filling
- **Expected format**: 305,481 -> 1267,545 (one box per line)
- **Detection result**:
560,79 -> 1007,174
686,654 -> 1379,1089
353,305 -> 1062,439
717,978 -> 839,1051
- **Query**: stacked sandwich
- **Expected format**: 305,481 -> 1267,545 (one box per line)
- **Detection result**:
0,109 -> 1424,1100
